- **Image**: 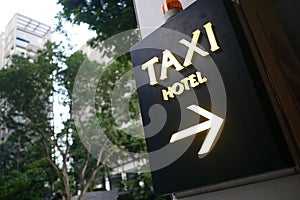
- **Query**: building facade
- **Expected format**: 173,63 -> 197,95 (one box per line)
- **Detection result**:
0,13 -> 51,142
0,13 -> 51,69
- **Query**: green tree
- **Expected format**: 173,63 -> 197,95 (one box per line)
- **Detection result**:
0,43 -> 115,200
57,1 -> 170,199
0,42 -> 65,199
61,49 -> 157,199
0,0 -> 168,198
0,139 -> 54,200
0,169 -> 49,200
56,0 -> 144,158
57,0 -> 137,50
59,50 -> 114,199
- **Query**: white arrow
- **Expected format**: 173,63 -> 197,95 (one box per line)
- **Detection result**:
169,105 -> 224,158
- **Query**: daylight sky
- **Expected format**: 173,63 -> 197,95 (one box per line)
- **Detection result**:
0,0 -> 96,51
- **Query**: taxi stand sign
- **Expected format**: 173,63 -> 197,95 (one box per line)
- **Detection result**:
130,0 -> 293,195
140,21 -> 224,158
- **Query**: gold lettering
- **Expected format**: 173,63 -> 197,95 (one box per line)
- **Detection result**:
203,22 -> 220,52
187,74 -> 199,88
142,57 -> 159,85
161,71 -> 207,101
162,87 -> 175,101
180,78 -> 190,90
172,82 -> 185,95
180,29 -> 209,67
160,49 -> 184,80
196,71 -> 207,84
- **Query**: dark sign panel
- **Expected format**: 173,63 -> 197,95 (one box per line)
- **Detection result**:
130,0 -> 292,195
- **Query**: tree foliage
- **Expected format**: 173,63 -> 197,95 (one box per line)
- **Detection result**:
0,169 -> 50,200
0,43 -> 113,200
0,139 -> 54,200
57,0 -> 138,51
0,1 -> 170,199
0,42 -> 149,199
59,50 -> 115,199
0,43 -> 59,199
56,0 -> 170,199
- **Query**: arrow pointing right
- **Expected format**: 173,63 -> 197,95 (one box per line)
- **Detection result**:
169,105 -> 224,158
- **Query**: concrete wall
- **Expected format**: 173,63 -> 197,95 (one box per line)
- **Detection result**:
175,174 -> 300,200
133,0 -> 196,38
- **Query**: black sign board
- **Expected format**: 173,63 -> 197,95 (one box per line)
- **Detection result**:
130,0 -> 292,195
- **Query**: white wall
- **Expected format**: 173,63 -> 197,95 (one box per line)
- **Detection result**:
176,175 -> 300,200
133,0 -> 196,38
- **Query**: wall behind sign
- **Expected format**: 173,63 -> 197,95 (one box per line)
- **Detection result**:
133,0 -> 196,38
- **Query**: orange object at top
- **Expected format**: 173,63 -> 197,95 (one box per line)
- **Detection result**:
162,0 -> 183,15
